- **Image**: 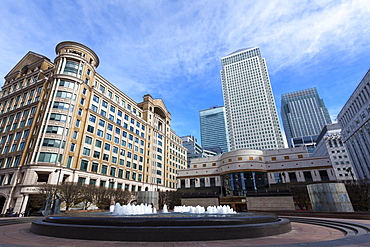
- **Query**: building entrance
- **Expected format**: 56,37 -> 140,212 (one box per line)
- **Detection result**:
0,196 -> 6,215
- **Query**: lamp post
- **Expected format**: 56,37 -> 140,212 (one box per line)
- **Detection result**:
54,169 -> 62,198
346,167 -> 355,182
52,169 -> 62,215
54,169 -> 62,187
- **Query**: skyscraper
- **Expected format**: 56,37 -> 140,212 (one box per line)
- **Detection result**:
180,135 -> 216,168
221,47 -> 284,151
337,69 -> 370,180
199,106 -> 228,153
281,87 -> 332,151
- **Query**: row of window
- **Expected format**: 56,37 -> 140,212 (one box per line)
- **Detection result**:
77,176 -> 143,191
80,145 -> 144,163
0,156 -> 21,169
1,82 -> 42,112
79,160 -> 143,181
85,124 -> 143,148
0,173 -> 13,186
94,85 -> 142,118
3,74 -> 39,96
89,108 -> 145,138
0,107 -> 37,136
340,81 -> 370,127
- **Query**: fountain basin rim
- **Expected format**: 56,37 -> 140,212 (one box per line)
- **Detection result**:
43,213 -> 279,227
31,217 -> 291,241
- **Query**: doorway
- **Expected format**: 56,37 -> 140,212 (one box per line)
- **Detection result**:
0,196 -> 6,215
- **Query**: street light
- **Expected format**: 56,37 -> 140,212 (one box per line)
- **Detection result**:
54,169 -> 62,197
346,167 -> 355,181
54,169 -> 62,186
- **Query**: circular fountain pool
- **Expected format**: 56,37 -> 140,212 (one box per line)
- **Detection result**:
31,205 -> 291,241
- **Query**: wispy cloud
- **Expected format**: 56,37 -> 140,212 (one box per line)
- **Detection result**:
0,0 -> 369,138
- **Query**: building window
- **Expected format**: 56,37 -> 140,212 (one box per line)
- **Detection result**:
82,147 -> 90,156
319,170 -> 329,181
103,154 -> 109,161
87,125 -> 94,133
93,151 -> 100,159
89,114 -> 96,123
72,131 -> 78,139
110,167 -> 116,176
66,156 -> 73,168
274,173 -> 283,183
303,171 -> 313,182
80,160 -> 88,171
190,179 -> 195,188
63,61 -> 80,77
91,162 -> 98,173
95,140 -> 102,148
78,177 -> 86,184
85,136 -> 93,145
288,172 -> 297,182
199,178 -> 205,187
38,152 -> 58,163
70,143 -> 76,152
101,165 -> 108,175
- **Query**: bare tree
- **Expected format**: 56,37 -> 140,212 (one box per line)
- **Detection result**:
345,180 -> 370,211
159,191 -> 181,210
113,189 -> 134,205
90,186 -> 111,210
58,182 -> 82,211
287,183 -> 311,210
37,184 -> 57,199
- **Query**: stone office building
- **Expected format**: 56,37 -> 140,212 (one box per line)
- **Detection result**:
337,69 -> 370,180
313,123 -> 356,180
0,41 -> 187,215
177,147 -> 336,210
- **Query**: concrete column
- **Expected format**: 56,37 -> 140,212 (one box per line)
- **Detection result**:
13,195 -> 24,215
19,194 -> 29,217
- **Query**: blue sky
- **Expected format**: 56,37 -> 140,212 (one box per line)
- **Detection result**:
0,0 -> 369,143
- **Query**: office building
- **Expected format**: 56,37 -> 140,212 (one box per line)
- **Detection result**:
281,87 -> 332,153
221,47 -> 284,151
180,135 -> 216,168
177,146 -> 335,210
199,106 -> 228,153
337,69 -> 370,180
313,123 -> 356,180
0,41 -> 187,215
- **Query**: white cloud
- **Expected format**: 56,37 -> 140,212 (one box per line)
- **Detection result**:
0,0 -> 369,137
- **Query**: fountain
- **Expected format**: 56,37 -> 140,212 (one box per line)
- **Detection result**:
31,203 -> 291,241
162,204 -> 169,213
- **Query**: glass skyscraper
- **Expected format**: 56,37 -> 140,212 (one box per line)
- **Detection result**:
199,106 -> 229,153
281,87 -> 332,150
221,47 -> 284,150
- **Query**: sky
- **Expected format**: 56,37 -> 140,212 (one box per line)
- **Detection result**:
0,0 -> 369,144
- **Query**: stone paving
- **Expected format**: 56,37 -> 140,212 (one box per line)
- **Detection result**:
0,218 -> 369,246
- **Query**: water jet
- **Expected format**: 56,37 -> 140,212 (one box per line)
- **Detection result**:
31,204 -> 291,241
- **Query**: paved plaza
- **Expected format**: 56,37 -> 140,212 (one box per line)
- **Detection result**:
0,217 -> 370,246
